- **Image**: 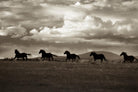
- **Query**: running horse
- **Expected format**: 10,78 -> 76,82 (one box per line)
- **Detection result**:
90,52 -> 107,63
64,51 -> 80,62
120,52 -> 137,63
39,49 -> 57,61
14,49 -> 31,61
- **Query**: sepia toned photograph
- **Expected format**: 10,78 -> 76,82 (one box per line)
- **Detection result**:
0,0 -> 138,92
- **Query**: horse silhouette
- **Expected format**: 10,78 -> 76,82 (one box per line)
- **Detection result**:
39,49 -> 57,61
90,52 -> 107,63
64,51 -> 80,62
14,49 -> 31,61
120,52 -> 137,63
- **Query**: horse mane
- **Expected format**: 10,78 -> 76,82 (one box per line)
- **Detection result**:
15,49 -> 20,54
122,52 -> 127,54
90,52 -> 96,55
40,49 -> 46,53
121,52 -> 127,56
92,51 -> 96,54
65,51 -> 70,54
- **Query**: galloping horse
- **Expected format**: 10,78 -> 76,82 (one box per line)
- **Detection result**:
39,49 -> 57,61
64,51 -> 80,62
14,49 -> 31,61
120,52 -> 137,63
90,52 -> 107,63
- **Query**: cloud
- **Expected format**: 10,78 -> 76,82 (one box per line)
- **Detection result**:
0,25 -> 27,38
22,13 -> 138,46
22,15 -> 102,42
40,3 -> 87,20
0,0 -> 138,57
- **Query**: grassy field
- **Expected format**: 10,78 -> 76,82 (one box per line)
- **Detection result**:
0,60 -> 138,92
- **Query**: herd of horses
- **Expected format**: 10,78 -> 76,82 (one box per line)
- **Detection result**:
13,49 -> 138,63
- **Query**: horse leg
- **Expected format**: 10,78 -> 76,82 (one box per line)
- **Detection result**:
74,58 -> 76,62
43,57 -> 45,61
74,57 -> 76,62
41,57 -> 44,61
130,60 -> 133,63
51,56 -> 54,61
13,56 -> 17,60
17,58 -> 19,60
26,56 -> 28,61
101,59 -> 103,63
42,57 -> 44,61
131,58 -> 134,63
72,59 -> 74,62
66,58 -> 69,62
66,59 -> 68,62
50,57 -> 53,61
23,57 -> 25,61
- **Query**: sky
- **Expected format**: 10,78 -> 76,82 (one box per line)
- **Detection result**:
0,0 -> 138,58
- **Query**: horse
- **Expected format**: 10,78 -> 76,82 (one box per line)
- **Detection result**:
39,49 -> 57,61
64,51 -> 80,62
90,52 -> 107,63
120,52 -> 137,63
14,49 -> 31,61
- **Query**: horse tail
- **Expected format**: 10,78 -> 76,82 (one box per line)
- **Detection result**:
77,55 -> 80,59
52,54 -> 58,57
27,54 -> 31,56
103,56 -> 107,61
134,57 -> 138,61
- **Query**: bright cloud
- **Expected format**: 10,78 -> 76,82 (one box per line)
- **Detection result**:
22,15 -> 102,42
22,14 -> 138,45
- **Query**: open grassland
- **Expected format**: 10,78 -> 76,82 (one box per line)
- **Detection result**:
0,60 -> 138,92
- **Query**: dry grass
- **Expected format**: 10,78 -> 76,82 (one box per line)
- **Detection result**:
0,60 -> 138,92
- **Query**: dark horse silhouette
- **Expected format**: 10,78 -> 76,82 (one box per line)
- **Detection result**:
39,49 -> 57,61
14,49 -> 31,61
90,52 -> 107,63
120,52 -> 137,63
64,51 -> 80,62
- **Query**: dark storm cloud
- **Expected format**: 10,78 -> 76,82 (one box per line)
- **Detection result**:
43,0 -> 77,5
80,0 -> 95,4
83,32 -> 138,44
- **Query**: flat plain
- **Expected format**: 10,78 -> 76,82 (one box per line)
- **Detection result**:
0,60 -> 138,92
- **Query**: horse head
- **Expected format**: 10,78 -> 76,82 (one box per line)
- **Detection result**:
39,49 -> 46,54
15,49 -> 20,55
64,51 -> 70,55
120,52 -> 127,56
90,52 -> 96,56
